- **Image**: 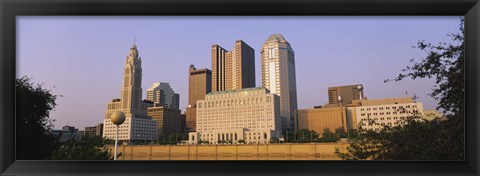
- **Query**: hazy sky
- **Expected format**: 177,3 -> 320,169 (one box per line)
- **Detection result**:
17,16 -> 462,130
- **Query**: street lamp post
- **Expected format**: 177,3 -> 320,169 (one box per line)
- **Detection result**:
110,111 -> 126,160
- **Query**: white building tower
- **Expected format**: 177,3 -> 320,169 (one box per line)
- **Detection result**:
146,82 -> 180,110
103,42 -> 157,144
120,43 -> 144,115
261,34 -> 298,131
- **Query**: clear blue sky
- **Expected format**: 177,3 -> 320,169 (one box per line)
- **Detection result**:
17,16 -> 462,130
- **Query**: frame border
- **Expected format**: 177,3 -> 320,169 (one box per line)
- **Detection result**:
1,0 -> 479,175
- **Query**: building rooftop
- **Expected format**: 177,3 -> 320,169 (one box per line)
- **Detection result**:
266,34 -> 287,43
351,96 -> 415,106
328,84 -> 363,90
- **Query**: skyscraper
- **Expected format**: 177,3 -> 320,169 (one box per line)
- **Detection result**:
103,42 -> 157,144
186,65 -> 212,132
146,82 -> 180,109
261,34 -> 298,131
120,42 -> 144,115
211,40 -> 255,92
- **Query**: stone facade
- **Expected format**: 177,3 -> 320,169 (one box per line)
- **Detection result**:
294,107 -> 347,135
189,87 -> 282,144
107,143 -> 349,160
350,97 -> 424,131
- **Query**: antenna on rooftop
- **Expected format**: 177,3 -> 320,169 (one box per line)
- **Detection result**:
413,93 -> 418,103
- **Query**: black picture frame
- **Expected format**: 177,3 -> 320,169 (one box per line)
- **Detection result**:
1,0 -> 479,175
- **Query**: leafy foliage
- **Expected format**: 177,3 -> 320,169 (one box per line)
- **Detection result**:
283,128 -> 350,143
319,128 -> 339,142
16,76 -> 58,160
157,133 -> 187,145
385,19 -> 464,116
51,135 -> 112,160
284,129 -> 319,143
337,19 -> 465,160
16,76 -> 113,160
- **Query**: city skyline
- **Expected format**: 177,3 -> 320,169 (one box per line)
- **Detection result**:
17,16 -> 462,129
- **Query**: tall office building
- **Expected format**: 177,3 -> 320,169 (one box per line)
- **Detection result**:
147,105 -> 182,139
211,40 -> 255,92
146,82 -> 180,109
328,84 -> 364,106
103,42 -> 157,144
186,65 -> 212,132
261,34 -> 298,131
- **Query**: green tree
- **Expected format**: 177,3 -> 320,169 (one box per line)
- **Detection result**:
16,76 -> 59,160
269,137 -> 280,143
320,128 -> 339,142
290,129 -> 320,143
335,130 -> 383,160
337,19 -> 464,160
51,135 -> 112,160
334,128 -> 348,138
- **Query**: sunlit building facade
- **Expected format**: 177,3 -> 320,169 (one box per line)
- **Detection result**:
188,87 -> 282,144
261,34 -> 298,131
103,43 -> 157,144
186,65 -> 212,132
146,82 -> 180,110
348,97 -> 424,131
211,40 -> 255,92
294,106 -> 347,135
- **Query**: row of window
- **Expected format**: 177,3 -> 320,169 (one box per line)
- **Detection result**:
198,109 -> 269,114
361,121 -> 409,127
200,126 -> 273,131
359,105 -> 417,111
205,91 -> 265,100
198,97 -> 272,108
360,111 -> 407,116
199,118 -> 272,122
196,130 -> 272,142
